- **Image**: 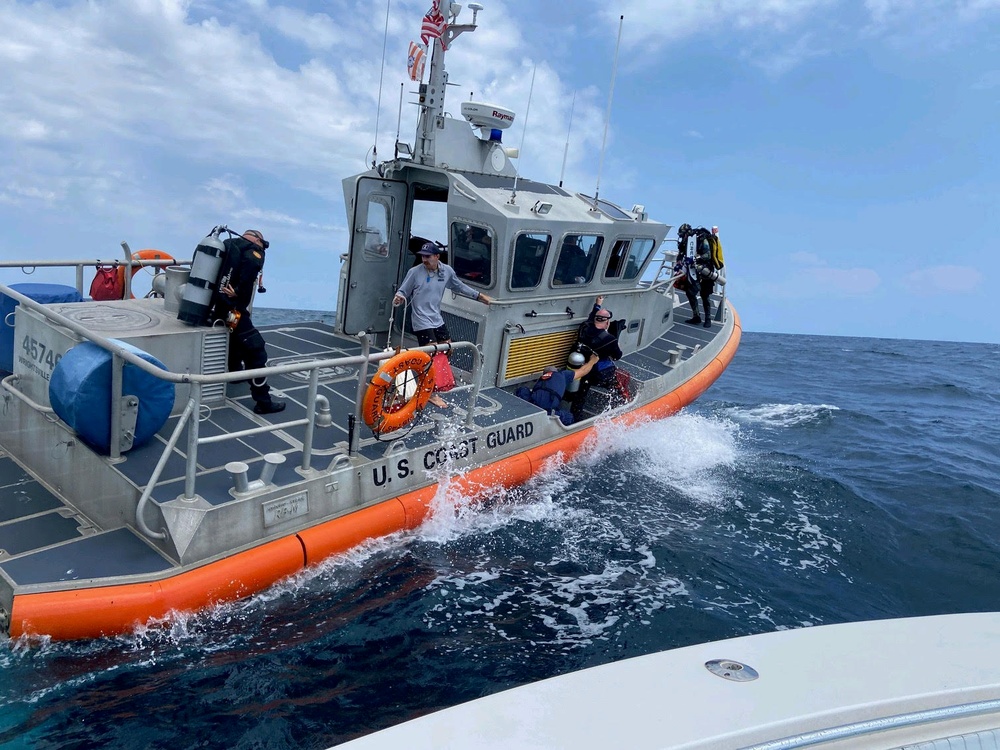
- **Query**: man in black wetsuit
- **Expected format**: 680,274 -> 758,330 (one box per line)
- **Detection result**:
570,295 -> 623,421
675,224 -> 718,328
213,229 -> 285,414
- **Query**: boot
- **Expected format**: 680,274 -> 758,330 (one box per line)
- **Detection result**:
684,292 -> 701,325
254,398 -> 286,415
702,298 -> 712,328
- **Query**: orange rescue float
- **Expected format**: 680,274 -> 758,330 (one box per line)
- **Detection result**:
362,350 -> 436,434
117,249 -> 176,298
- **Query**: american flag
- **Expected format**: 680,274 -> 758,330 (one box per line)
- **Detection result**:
420,1 -> 448,50
407,41 -> 426,82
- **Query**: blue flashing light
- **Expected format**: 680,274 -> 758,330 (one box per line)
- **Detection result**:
489,128 -> 503,142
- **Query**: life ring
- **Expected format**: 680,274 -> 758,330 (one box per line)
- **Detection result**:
117,249 -> 176,299
362,350 -> 435,434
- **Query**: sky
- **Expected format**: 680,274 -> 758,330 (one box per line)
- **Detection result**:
1,0 -> 997,344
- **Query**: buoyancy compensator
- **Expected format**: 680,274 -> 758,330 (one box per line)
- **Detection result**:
178,226 -> 227,326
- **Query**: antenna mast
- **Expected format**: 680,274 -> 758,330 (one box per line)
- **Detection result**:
559,92 -> 577,188
394,82 -> 404,159
415,3 -> 482,166
510,65 -> 537,204
371,0 -> 392,168
593,14 -> 624,210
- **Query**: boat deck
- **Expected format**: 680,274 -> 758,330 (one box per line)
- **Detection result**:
0,294 -> 724,596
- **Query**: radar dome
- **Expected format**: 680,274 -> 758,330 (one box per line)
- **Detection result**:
461,102 -> 516,130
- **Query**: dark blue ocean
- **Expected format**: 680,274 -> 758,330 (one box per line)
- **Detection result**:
2,318 -> 998,749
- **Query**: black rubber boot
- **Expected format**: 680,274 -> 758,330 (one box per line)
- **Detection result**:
254,399 -> 286,415
702,299 -> 712,327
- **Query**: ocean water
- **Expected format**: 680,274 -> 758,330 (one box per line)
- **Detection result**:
1,322 -> 998,749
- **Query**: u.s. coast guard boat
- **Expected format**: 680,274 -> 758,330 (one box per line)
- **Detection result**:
0,4 -> 739,640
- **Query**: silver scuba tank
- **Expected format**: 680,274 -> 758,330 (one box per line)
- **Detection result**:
566,350 -> 586,393
178,227 -> 226,326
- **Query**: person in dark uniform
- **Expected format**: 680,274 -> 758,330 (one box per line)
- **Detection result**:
570,295 -> 623,420
516,354 -> 598,425
213,229 -> 285,414
674,224 -> 716,328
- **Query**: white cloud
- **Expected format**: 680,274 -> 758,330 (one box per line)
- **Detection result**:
863,0 -> 1000,38
746,33 -> 830,77
972,70 -> 1000,89
0,0 -> 611,294
901,265 -> 984,294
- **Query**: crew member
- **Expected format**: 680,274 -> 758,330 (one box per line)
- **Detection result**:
393,242 -> 492,407
675,224 -> 717,328
516,354 -> 599,425
213,229 -> 285,415
570,295 -> 623,420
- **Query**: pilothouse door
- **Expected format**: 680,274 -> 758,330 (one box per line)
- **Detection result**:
340,176 -> 408,335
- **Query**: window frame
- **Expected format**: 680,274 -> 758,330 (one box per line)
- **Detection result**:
449,221 -> 495,287
509,231 -> 552,290
603,236 -> 657,281
552,233 -> 605,287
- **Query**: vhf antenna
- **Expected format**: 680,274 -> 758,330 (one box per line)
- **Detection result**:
593,15 -> 624,210
509,64 -> 537,205
559,92 -> 577,188
371,0 -> 392,168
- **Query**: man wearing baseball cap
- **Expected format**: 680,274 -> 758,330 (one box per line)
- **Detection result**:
393,241 -> 492,406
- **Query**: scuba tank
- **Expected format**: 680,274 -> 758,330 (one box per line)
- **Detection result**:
565,350 -> 587,393
178,227 -> 226,326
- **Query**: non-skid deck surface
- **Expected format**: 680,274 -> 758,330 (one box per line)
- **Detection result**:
1,529 -> 173,586
0,454 -> 173,587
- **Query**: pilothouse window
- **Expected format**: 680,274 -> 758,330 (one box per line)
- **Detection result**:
511,233 -> 551,289
362,197 -> 391,259
624,238 -> 655,279
553,234 -> 603,285
451,222 -> 493,286
604,237 -> 656,280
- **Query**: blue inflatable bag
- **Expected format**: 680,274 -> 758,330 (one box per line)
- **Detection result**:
49,340 -> 175,454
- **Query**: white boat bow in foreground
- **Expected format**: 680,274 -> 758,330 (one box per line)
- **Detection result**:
340,613 -> 1000,749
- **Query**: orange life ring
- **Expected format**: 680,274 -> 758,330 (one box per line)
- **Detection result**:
362,351 -> 436,434
117,249 -> 176,299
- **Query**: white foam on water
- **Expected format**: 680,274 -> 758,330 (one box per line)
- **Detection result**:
727,402 -> 840,428
577,411 -> 744,507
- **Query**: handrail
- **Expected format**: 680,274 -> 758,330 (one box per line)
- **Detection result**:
136,398 -> 196,540
0,280 -> 485,545
0,257 -> 185,299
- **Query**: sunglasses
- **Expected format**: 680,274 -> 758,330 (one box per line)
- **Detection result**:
595,316 -> 611,322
